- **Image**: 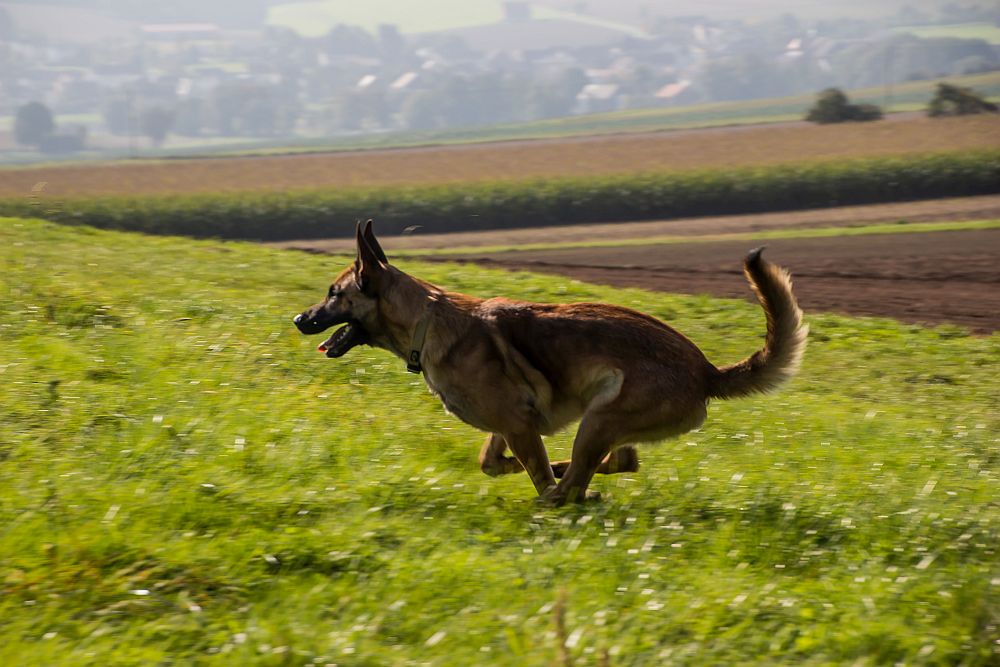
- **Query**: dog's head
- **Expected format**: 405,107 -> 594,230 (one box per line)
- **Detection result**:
293,220 -> 390,358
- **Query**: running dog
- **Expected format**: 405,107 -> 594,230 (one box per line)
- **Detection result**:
294,221 -> 807,505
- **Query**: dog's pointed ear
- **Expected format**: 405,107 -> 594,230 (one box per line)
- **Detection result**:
355,220 -> 387,291
361,219 -> 388,265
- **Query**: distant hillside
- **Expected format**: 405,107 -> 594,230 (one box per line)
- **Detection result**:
267,0 -> 506,37
5,0 -> 977,41
0,0 -> 280,28
268,0 -> 648,47
534,0 -> 957,23
0,2 -> 135,43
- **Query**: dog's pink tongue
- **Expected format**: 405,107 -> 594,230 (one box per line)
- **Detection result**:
317,330 -> 339,353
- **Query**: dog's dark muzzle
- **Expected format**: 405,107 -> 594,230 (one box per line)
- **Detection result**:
293,311 -> 339,335
294,312 -> 369,357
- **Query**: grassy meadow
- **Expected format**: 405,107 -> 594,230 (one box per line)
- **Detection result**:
1,217 -> 998,665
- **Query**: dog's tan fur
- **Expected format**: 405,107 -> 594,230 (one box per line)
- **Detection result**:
295,221 -> 807,505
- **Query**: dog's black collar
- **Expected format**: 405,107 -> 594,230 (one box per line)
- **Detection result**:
406,298 -> 437,374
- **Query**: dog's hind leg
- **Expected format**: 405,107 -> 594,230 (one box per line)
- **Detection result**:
479,433 -> 525,477
550,446 -> 639,479
482,432 -> 637,480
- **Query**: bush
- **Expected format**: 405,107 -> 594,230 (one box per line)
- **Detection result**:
1,150 -> 997,241
14,102 -> 56,147
927,82 -> 998,117
806,88 -> 883,124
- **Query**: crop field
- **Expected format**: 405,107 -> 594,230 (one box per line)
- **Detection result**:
2,218 -> 998,665
2,150 -> 997,242
2,113 -> 999,199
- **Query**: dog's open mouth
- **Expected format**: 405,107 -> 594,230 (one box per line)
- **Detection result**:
317,320 -> 369,358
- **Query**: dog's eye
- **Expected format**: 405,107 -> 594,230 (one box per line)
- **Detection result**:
327,287 -> 340,299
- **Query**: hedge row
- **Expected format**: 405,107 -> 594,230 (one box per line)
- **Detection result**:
2,150 -> 998,241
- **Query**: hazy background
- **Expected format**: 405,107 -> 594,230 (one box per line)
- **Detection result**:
1,0 -> 998,160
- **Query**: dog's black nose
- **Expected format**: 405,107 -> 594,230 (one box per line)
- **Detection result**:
293,313 -> 306,325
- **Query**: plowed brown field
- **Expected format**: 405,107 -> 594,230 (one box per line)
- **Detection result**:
2,114 -> 999,197
449,227 -> 1000,333
280,196 -> 1000,333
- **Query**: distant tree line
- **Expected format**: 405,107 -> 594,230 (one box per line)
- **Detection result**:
13,102 -> 87,153
13,78 -> 997,153
692,34 -> 999,104
804,81 -> 997,123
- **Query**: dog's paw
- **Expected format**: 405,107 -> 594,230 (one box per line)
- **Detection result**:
536,485 -> 566,507
536,486 -> 601,507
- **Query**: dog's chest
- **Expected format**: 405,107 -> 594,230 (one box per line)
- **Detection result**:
424,376 -> 492,431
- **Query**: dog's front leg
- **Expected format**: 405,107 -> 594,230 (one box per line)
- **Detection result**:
479,433 -> 524,477
502,431 -> 557,496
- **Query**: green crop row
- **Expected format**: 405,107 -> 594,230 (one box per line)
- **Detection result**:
2,150 -> 998,241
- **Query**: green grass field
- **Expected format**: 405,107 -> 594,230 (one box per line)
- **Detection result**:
2,218 -> 998,665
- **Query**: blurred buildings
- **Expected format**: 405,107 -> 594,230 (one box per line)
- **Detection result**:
0,0 -> 998,154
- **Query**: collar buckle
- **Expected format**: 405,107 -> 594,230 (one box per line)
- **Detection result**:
406,298 -> 436,374
406,350 -> 422,374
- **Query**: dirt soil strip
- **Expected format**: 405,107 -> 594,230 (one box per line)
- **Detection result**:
278,197 -> 1000,333
274,195 -> 1000,255
448,228 -> 1000,334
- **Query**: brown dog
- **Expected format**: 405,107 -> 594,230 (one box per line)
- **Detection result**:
294,221 -> 807,505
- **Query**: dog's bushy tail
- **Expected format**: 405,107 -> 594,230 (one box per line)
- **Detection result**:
708,248 -> 808,400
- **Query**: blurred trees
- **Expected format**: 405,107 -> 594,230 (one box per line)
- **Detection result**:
139,106 -> 175,147
15,101 -> 86,153
334,89 -> 389,131
829,36 -> 999,88
806,88 -> 883,123
173,98 -> 207,137
529,68 -> 588,120
927,82 -> 998,116
400,91 -> 441,131
324,25 -> 378,57
103,98 -> 131,135
14,102 -> 55,146
38,127 -> 87,154
210,83 -> 300,136
697,55 -> 801,102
